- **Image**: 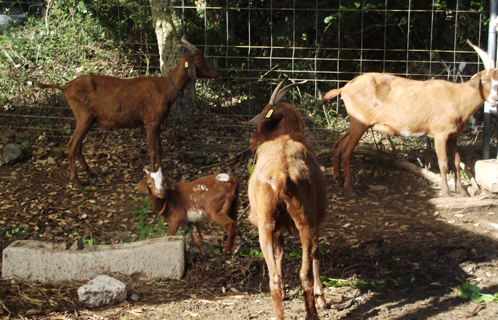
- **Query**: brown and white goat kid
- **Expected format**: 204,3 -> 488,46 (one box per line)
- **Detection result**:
319,40 -> 498,197
37,36 -> 220,189
137,169 -> 241,256
244,77 -> 328,320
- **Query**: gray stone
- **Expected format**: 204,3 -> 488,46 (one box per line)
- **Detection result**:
2,236 -> 185,283
78,275 -> 127,306
475,159 -> 498,193
2,143 -> 23,164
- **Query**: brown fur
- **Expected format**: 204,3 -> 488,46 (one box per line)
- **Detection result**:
320,68 -> 498,197
37,41 -> 220,188
246,94 -> 327,319
137,173 -> 241,256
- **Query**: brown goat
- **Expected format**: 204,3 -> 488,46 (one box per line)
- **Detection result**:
137,169 -> 241,256
244,77 -> 328,320
319,40 -> 498,197
37,36 -> 220,189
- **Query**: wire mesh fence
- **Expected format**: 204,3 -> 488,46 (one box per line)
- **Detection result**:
0,0 -> 496,156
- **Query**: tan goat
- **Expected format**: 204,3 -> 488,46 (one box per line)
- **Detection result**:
244,77 -> 328,320
320,40 -> 498,197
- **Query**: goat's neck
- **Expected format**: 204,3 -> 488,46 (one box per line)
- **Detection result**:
455,80 -> 486,118
168,55 -> 192,92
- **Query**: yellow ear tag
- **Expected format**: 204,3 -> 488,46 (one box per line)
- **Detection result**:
185,62 -> 189,68
266,109 -> 274,118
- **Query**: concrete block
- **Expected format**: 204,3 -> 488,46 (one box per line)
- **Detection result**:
2,236 -> 185,283
475,159 -> 498,193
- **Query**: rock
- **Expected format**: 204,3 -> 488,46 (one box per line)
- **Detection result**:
77,275 -> 127,306
475,159 -> 498,193
2,143 -> 23,164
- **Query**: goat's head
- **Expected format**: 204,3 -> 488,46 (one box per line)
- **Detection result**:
243,76 -> 307,152
178,36 -> 220,80
137,168 -> 173,199
467,39 -> 498,108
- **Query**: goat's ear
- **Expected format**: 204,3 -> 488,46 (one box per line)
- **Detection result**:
242,106 -> 285,125
184,58 -> 197,79
242,112 -> 268,126
137,179 -> 150,194
468,72 -> 482,89
165,176 -> 176,190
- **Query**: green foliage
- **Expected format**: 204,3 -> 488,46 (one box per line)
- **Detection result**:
285,249 -> 303,259
235,247 -> 264,258
458,284 -> 498,303
5,227 -> 29,238
133,206 -> 166,240
130,200 -> 167,240
82,236 -> 98,246
321,276 -> 415,290
357,279 -> 387,290
0,1 -> 134,107
321,277 -> 355,288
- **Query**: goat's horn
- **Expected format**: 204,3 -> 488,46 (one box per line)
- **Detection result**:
273,80 -> 308,104
467,39 -> 495,70
179,35 -> 198,53
269,75 -> 289,105
143,168 -> 150,175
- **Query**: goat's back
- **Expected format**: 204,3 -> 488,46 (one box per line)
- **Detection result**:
336,72 -> 484,137
172,174 -> 238,217
248,135 -> 327,230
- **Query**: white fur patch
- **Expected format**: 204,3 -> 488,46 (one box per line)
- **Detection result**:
399,129 -> 426,138
150,169 -> 163,192
193,184 -> 208,192
187,209 -> 207,222
488,78 -> 498,105
216,173 -> 230,182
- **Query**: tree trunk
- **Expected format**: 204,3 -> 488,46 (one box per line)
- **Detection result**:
150,0 -> 182,75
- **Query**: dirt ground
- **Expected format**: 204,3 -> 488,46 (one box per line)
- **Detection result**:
1,114 -> 498,320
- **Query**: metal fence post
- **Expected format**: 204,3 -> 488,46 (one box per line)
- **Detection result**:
484,0 -> 498,159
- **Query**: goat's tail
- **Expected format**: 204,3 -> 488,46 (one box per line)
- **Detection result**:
36,82 -> 64,90
318,88 -> 343,107
271,172 -> 291,211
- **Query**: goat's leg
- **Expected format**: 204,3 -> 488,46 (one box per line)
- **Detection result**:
208,213 -> 239,256
274,232 -> 286,299
154,125 -> 162,171
74,121 -> 94,181
341,120 -> 369,197
146,125 -> 161,171
166,218 -> 182,236
67,117 -> 94,188
447,137 -> 469,197
312,229 -> 326,310
187,222 -> 206,255
298,224 -> 319,320
332,130 -> 350,186
434,136 -> 452,197
258,219 -> 285,320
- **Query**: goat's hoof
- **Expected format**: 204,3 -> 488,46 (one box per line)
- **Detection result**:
86,172 -> 96,180
347,189 -> 359,197
333,177 -> 344,186
315,296 -> 327,310
72,182 -> 85,190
